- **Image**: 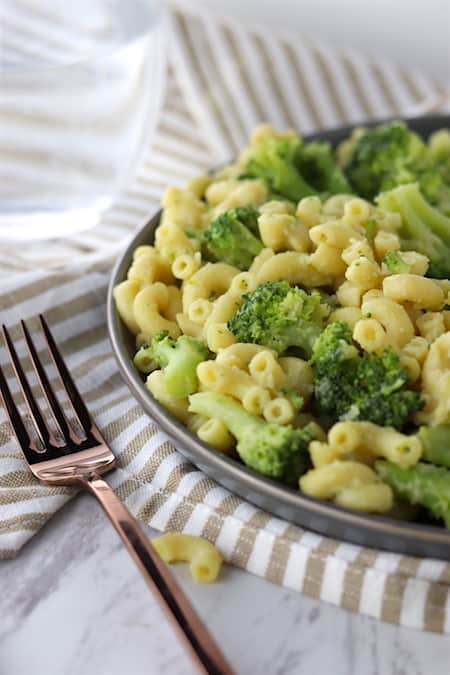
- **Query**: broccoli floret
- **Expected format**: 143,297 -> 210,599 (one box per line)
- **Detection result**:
149,331 -> 209,399
227,280 -> 330,357
311,321 -> 423,429
201,206 -> 263,270
377,183 -> 450,278
245,136 -> 316,202
419,425 -> 450,468
189,391 -> 314,483
376,460 -> 450,528
244,135 -> 351,202
296,141 -> 351,196
382,250 -> 412,274
342,121 -> 450,213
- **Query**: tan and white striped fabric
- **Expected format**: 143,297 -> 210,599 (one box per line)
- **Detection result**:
1,1 -> 450,633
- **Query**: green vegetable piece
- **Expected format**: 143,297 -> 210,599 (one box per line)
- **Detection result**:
281,390 -> 304,412
189,391 -> 314,483
245,136 -> 316,202
227,280 -> 330,357
244,135 -> 352,202
311,321 -> 423,429
150,331 -> 209,399
134,343 -> 158,374
382,250 -> 412,274
419,425 -> 450,468
429,129 -> 450,163
377,182 -> 450,278
202,206 -> 263,270
296,140 -> 351,196
376,460 -> 450,528
342,120 -> 450,214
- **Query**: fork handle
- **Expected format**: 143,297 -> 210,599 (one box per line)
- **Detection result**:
82,475 -> 234,675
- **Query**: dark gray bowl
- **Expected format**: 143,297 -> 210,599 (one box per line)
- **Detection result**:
107,114 -> 450,560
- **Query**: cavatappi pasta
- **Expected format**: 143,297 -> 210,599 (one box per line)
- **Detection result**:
114,122 -> 450,526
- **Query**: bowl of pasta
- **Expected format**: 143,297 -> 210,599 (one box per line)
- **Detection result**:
108,114 -> 450,559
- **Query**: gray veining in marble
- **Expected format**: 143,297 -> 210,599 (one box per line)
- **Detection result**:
1,494 -> 449,675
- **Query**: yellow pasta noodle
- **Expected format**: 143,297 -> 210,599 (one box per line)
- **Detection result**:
216,343 -> 274,370
309,221 -> 359,249
197,361 -> 270,414
335,280 -> 365,308
133,283 -> 180,338
309,441 -> 339,468
342,197 -> 371,226
416,312 -> 446,342
161,186 -> 205,230
205,323 -> 236,352
373,231 -> 400,260
113,279 -> 141,335
171,252 -> 202,280
296,196 -> 322,227
417,332 -> 450,425
146,370 -> 190,423
187,298 -> 214,326
175,313 -> 204,339
402,336 -> 429,364
383,274 -> 445,310
255,251 -> 333,287
259,199 -> 296,215
300,460 -> 393,513
258,213 -> 310,252
128,247 -> 175,286
361,296 -> 414,348
334,484 -> 393,512
182,263 -> 239,312
151,533 -> 223,583
328,421 -> 422,468
263,397 -> 295,424
248,351 -> 287,391
353,318 -> 388,353
197,418 -> 235,453
310,243 -> 347,277
341,239 -> 375,265
322,194 -> 354,216
328,307 -> 362,329
345,256 -> 381,290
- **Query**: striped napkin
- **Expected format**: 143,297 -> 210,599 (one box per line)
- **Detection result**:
1,1 -> 450,633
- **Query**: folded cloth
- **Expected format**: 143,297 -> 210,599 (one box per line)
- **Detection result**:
1,1 -> 449,633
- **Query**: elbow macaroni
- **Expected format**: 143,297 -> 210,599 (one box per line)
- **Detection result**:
152,533 -> 223,583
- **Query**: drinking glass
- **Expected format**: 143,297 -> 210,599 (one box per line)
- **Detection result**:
0,0 -> 165,241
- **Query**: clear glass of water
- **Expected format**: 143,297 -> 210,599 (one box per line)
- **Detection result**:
0,0 -> 165,241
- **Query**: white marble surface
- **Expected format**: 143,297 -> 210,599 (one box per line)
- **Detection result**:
1,496 -> 450,675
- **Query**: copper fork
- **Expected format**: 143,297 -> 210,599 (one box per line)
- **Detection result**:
0,316 -> 234,675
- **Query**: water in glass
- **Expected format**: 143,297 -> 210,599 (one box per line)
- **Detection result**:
0,0 -> 164,240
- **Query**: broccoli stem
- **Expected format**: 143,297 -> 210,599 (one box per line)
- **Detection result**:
189,391 -> 263,443
388,182 -> 450,245
419,425 -> 450,468
189,391 -> 313,482
375,460 -> 450,528
377,183 -> 450,278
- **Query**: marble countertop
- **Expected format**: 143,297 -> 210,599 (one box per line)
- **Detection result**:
1,494 -> 449,675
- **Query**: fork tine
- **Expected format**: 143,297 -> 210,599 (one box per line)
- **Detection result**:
39,315 -> 92,435
1,324 -> 49,449
20,320 -> 74,445
0,360 -> 33,458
